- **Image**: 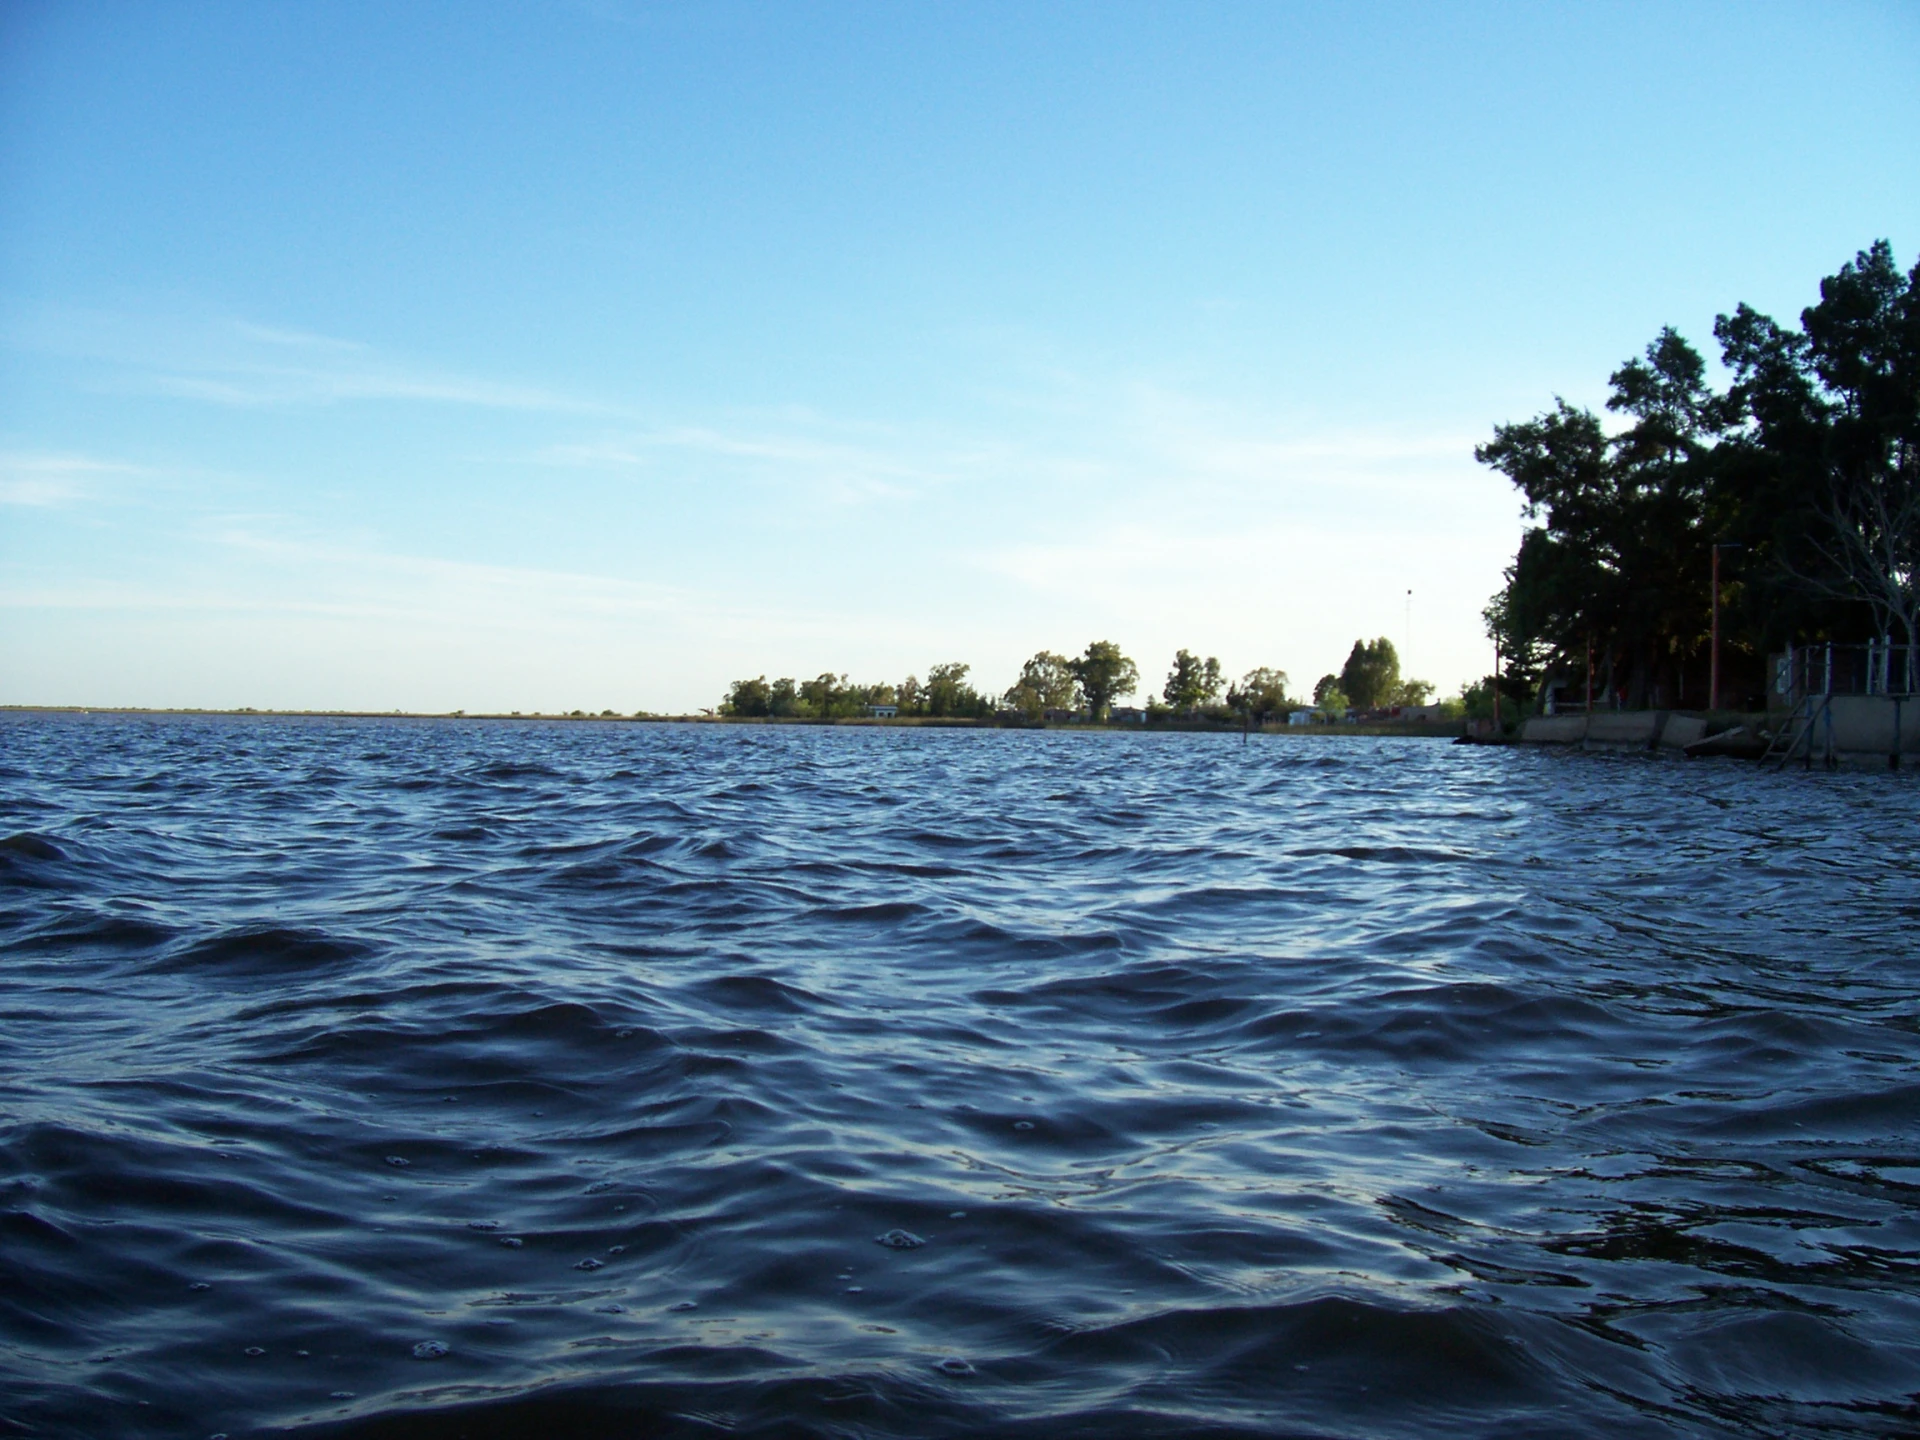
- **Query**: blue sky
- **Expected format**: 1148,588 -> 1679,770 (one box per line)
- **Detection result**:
3,1 -> 1916,712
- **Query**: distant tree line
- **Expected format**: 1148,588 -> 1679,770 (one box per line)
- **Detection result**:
720,638 -> 1446,725
1479,241 -> 1920,712
722,642 -> 1147,722
723,662 -> 993,721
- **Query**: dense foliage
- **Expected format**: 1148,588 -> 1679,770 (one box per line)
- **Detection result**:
1162,649 -> 1225,712
722,643 -> 1312,724
1227,667 -> 1292,723
722,665 -> 990,720
1480,241 -> 1920,711
1002,651 -> 1080,719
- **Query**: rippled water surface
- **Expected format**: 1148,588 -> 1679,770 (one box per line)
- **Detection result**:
4,715 -> 1920,1439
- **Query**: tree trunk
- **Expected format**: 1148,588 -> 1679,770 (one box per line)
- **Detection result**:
1626,644 -> 1649,710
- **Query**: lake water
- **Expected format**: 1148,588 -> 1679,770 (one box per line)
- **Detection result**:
3,715 -> 1918,1439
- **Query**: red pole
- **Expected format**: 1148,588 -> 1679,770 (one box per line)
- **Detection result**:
1710,544 -> 1721,712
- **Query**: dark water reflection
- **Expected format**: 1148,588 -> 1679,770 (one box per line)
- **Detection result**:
2,715 -> 1918,1438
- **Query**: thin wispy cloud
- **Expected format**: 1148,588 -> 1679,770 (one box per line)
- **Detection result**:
193,524 -> 687,623
528,422 -> 960,504
143,363 -> 597,412
966,393 -> 1505,597
10,306 -> 606,414
534,440 -> 655,469
0,452 -> 144,507
230,321 -> 370,352
1116,383 -> 1480,475
2,511 -> 933,706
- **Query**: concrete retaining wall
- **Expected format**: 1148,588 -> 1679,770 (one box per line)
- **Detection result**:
1658,715 -> 1708,749
1821,696 -> 1920,757
1519,712 -> 1675,748
1585,712 -> 1663,747
1519,716 -> 1589,745
1520,698 -> 1918,764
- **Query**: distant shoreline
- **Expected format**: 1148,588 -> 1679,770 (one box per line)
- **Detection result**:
1,705 -> 1465,738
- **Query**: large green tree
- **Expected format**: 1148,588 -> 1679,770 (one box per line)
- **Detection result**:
724,676 -> 772,716
800,672 -> 861,719
924,661 -> 988,718
1228,667 -> 1290,722
1072,641 -> 1138,719
1716,241 -> 1920,674
1339,638 -> 1401,709
1313,676 -> 1349,716
1162,649 -> 1223,711
1003,650 -> 1079,718
1478,329 -> 1725,708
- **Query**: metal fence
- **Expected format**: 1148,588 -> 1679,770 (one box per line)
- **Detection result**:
1773,641 -> 1919,700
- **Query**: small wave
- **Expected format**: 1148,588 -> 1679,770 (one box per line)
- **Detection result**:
143,925 -> 373,977
1695,1081 -> 1920,1140
1061,1295 -> 1543,1392
921,919 -> 1124,961
1293,843 -> 1480,864
473,761 -> 562,780
14,913 -> 177,954
810,900 -> 931,923
687,973 -> 822,1013
0,832 -> 67,862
